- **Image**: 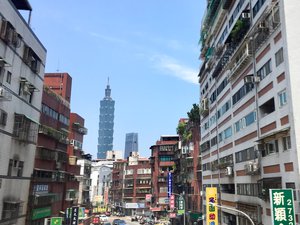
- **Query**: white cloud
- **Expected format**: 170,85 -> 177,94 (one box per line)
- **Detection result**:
89,32 -> 127,44
151,54 -> 198,84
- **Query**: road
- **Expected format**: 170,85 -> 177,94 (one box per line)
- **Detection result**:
107,215 -> 140,225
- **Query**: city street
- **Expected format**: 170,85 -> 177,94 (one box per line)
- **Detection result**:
107,216 -> 140,225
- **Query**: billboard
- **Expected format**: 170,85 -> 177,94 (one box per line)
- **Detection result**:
206,187 -> 218,225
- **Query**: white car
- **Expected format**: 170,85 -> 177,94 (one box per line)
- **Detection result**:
99,214 -> 108,222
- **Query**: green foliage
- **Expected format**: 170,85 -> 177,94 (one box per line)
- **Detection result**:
187,103 -> 200,125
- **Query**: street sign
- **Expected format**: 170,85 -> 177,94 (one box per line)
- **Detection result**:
270,189 -> 296,225
70,206 -> 79,225
169,212 -> 177,218
168,172 -> 172,198
169,194 -> 175,210
206,187 -> 218,225
177,195 -> 185,215
50,217 -> 62,225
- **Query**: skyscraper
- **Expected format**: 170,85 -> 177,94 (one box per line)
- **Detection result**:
124,133 -> 138,158
97,79 -> 115,159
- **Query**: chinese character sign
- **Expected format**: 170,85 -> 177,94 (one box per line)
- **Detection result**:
168,172 -> 172,198
270,189 -> 296,225
70,206 -> 79,225
206,187 -> 218,225
169,194 -> 175,210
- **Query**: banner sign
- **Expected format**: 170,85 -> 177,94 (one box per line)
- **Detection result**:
168,172 -> 172,198
71,206 -> 79,225
169,194 -> 175,210
50,217 -> 62,225
270,189 -> 296,225
177,195 -> 185,215
206,187 -> 218,225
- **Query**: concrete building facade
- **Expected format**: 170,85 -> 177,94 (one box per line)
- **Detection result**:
198,0 -> 300,224
0,1 -> 46,224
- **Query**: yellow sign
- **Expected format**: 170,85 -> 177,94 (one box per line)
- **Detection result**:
206,187 -> 218,225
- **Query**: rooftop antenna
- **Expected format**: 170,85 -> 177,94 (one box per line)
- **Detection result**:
56,60 -> 60,72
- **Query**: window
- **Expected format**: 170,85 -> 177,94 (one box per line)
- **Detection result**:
0,109 -> 7,126
235,111 -> 256,133
232,83 -> 254,105
259,98 -> 275,117
282,136 -> 291,151
235,147 -> 256,163
275,47 -> 284,66
159,156 -> 172,162
237,183 -> 258,196
262,140 -> 279,157
253,0 -> 266,18
2,201 -> 23,219
278,90 -> 287,107
6,71 -> 11,84
257,59 -> 272,80
159,187 -> 168,193
224,126 -> 232,139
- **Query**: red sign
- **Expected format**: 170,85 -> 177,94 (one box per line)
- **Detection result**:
92,217 -> 99,224
169,213 -> 176,218
169,194 -> 175,209
146,194 -> 152,202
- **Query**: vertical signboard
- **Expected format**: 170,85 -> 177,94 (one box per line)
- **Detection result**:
270,189 -> 296,225
177,195 -> 185,215
206,187 -> 218,225
168,172 -> 172,198
70,206 -> 79,225
169,194 -> 175,210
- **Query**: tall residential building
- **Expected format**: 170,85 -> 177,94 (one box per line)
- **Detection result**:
124,133 -> 138,159
198,0 -> 300,224
111,153 -> 152,216
97,79 -> 115,159
149,135 -> 178,218
0,1 -> 46,225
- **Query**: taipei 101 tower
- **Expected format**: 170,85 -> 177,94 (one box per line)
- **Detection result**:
97,78 -> 115,159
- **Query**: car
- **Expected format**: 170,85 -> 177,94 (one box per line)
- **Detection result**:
99,214 -> 108,222
112,219 -> 126,225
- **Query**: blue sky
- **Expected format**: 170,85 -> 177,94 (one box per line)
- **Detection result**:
26,0 -> 204,158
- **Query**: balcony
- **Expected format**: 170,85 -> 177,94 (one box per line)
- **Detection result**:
228,40 -> 253,81
222,0 -> 233,9
13,113 -> 39,144
72,122 -> 88,135
39,124 -> 68,144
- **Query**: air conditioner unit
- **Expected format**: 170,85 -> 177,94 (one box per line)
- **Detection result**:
56,162 -> 62,170
0,86 -> 4,97
244,75 -> 254,83
201,98 -> 209,111
245,161 -> 260,175
23,84 -> 31,95
254,76 -> 261,83
70,139 -> 75,145
242,12 -> 250,19
225,166 -> 233,176
258,22 -> 266,29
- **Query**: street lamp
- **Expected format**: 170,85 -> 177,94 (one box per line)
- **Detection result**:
172,192 -> 186,225
208,202 -> 255,225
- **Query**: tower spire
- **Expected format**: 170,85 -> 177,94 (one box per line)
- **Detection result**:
104,77 -> 111,99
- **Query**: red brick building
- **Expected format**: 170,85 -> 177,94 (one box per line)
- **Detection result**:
111,153 -> 152,216
27,73 -> 87,224
150,135 -> 178,217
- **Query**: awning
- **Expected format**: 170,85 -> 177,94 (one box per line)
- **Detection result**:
256,128 -> 289,142
35,193 -> 57,197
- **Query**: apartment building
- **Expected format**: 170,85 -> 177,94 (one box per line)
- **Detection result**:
150,136 -> 178,218
199,0 -> 300,224
111,153 -> 151,216
27,85 -> 71,225
0,1 -> 46,224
